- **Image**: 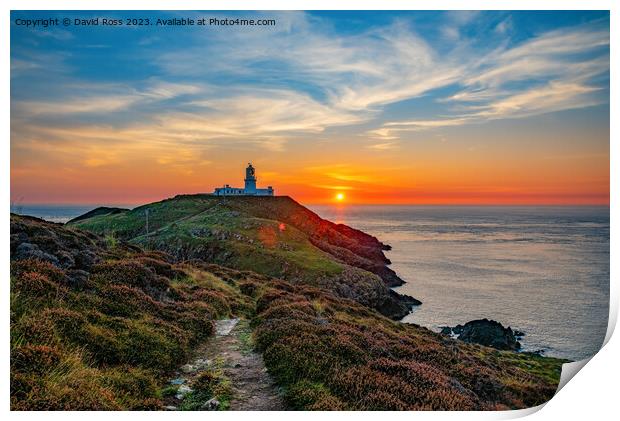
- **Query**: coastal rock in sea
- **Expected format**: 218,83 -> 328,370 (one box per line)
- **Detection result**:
375,290 -> 422,320
319,266 -> 420,320
394,291 -> 422,307
442,319 -> 521,351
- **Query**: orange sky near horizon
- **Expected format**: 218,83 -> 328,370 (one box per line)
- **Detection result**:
10,118 -> 610,206
10,139 -> 609,206
10,113 -> 610,206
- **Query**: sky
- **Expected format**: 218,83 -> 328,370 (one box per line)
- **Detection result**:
10,11 -> 610,205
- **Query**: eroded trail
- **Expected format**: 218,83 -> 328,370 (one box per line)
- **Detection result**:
166,319 -> 286,411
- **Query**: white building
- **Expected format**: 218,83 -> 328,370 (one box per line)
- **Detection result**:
213,163 -> 274,196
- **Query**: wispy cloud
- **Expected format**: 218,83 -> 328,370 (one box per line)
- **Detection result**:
12,81 -> 202,116
156,13 -> 465,113
15,95 -> 139,115
188,88 -> 362,134
370,20 -> 609,141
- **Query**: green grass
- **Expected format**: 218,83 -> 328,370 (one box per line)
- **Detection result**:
104,233 -> 118,249
496,350 -> 568,385
235,319 -> 255,355
73,197 -> 344,283
177,359 -> 233,411
70,196 -> 218,239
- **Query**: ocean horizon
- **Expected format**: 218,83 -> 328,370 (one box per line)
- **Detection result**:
11,201 -> 610,223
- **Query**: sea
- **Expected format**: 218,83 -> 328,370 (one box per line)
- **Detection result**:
310,205 -> 609,362
13,204 -> 609,361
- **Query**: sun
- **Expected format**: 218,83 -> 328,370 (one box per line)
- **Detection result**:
335,192 -> 345,202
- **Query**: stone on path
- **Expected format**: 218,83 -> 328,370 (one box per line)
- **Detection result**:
201,398 -> 220,410
216,318 -> 239,336
175,384 -> 192,400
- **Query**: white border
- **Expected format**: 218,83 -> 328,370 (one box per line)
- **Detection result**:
2,1 -> 617,420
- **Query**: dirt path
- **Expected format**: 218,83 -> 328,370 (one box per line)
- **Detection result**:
166,318 -> 286,411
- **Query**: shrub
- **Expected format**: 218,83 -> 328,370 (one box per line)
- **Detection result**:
12,344 -> 61,374
193,289 -> 231,317
10,353 -> 120,411
98,284 -> 164,318
41,307 -> 87,341
285,380 -> 346,410
12,272 -> 65,301
11,259 -> 66,284
133,256 -> 185,279
101,366 -> 162,410
91,260 -> 170,296
10,216 -> 249,410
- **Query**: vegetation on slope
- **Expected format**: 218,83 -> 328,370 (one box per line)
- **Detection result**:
11,214 -> 564,411
10,215 -> 250,410
248,280 -> 565,410
68,195 -> 415,319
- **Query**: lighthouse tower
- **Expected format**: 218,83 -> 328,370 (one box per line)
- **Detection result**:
212,163 -> 274,196
244,163 -> 257,194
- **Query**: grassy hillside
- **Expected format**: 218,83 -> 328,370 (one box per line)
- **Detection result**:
68,195 -> 415,319
10,215 -> 565,410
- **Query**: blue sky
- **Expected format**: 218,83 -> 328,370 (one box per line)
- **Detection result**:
10,11 -> 610,204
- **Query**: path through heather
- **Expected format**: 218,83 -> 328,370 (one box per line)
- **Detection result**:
167,318 -> 286,411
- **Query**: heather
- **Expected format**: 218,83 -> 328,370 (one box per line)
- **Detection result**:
11,212 -> 565,411
250,281 -> 564,410
10,215 -> 250,410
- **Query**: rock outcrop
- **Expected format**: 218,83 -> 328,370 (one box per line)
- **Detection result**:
441,319 -> 521,351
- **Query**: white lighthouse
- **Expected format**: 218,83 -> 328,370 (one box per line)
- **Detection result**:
213,163 -> 274,196
244,163 -> 257,194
